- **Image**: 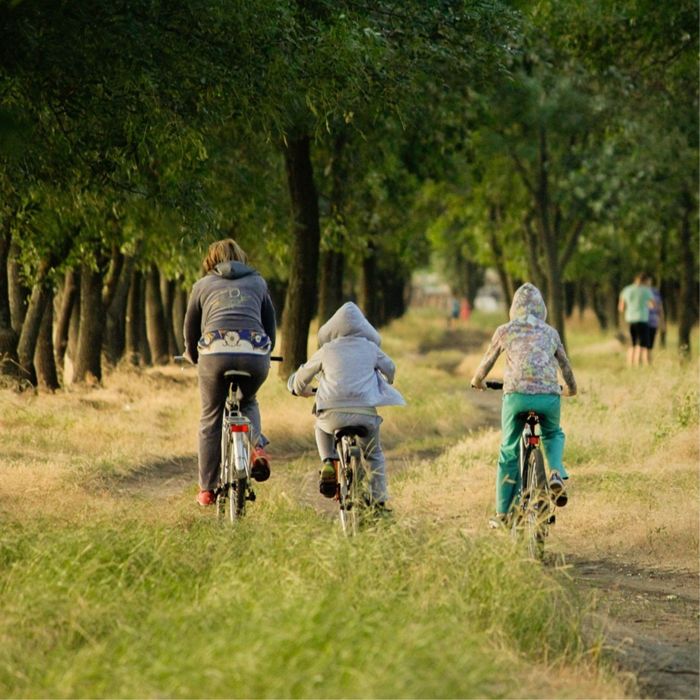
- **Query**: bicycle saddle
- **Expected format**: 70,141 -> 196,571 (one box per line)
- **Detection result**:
334,426 -> 369,439
223,370 -> 252,378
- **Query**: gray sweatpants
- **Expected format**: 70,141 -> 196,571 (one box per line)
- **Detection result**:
315,410 -> 387,502
197,353 -> 270,491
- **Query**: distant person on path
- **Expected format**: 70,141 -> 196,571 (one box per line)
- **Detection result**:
470,283 -> 577,522
459,297 -> 471,323
184,238 -> 277,507
447,297 -> 460,327
643,274 -> 666,357
287,302 -> 405,510
618,273 -> 655,367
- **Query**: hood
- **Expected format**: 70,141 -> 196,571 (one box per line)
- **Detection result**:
509,283 -> 547,322
317,302 -> 381,347
212,261 -> 257,280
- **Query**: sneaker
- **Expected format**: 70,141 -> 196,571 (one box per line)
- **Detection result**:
197,489 -> 216,507
250,447 -> 271,482
319,460 -> 337,498
371,501 -> 393,518
488,513 -> 508,529
549,472 -> 568,507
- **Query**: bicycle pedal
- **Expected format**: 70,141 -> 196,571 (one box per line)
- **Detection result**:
548,514 -> 556,525
246,491 -> 256,502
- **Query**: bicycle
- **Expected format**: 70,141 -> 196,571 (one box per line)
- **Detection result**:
479,380 -> 557,560
175,354 -> 282,525
333,425 -> 373,537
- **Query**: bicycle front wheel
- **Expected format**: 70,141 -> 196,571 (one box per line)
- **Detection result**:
523,449 -> 548,560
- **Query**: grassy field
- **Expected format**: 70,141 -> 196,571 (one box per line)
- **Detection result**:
0,309 -> 697,698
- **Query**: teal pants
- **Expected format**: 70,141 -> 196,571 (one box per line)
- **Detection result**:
497,393 -> 568,514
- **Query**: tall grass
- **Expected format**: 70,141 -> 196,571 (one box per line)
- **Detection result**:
0,494 -> 617,699
4,308 -> 694,697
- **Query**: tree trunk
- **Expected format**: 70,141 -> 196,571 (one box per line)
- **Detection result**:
160,274 -> 179,357
104,255 -> 135,365
0,223 -> 18,363
318,133 -> 348,324
678,191 -> 696,356
532,127 -> 566,346
16,260 -> 53,386
172,280 -> 186,355
318,250 -> 345,324
591,283 -> 608,330
35,289 -> 59,391
144,263 -> 169,365
279,134 -> 321,378
8,239 -> 28,334
604,277 -> 620,332
66,275 -> 81,377
126,269 -> 151,366
544,257 -> 567,347
73,264 -> 105,382
487,207 -> 514,310
360,242 -> 381,327
54,270 -> 78,368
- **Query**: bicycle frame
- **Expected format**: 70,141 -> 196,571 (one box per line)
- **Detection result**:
218,372 -> 255,522
335,427 -> 369,537
477,380 -> 556,559
512,409 -> 554,558
519,411 -> 541,489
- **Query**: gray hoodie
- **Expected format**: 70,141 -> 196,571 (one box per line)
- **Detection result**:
183,261 -> 276,363
288,302 -> 405,411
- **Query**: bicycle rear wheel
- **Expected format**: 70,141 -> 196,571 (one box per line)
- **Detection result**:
522,449 -> 548,560
228,478 -> 247,522
337,438 -> 363,537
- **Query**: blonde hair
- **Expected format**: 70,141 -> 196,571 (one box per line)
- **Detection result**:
202,238 -> 248,273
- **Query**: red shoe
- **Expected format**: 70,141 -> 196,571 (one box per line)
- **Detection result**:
250,447 -> 271,482
197,489 -> 216,506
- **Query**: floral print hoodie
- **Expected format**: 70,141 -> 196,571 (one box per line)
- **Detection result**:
472,283 -> 577,395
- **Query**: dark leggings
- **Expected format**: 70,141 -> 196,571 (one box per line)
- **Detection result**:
197,353 -> 270,490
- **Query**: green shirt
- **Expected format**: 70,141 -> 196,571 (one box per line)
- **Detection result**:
620,284 -> 654,323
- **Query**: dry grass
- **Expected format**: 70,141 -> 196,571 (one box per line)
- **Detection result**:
0,308 -> 696,698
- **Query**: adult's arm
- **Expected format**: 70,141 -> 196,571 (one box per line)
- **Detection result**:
183,283 -> 202,364
261,292 -> 277,351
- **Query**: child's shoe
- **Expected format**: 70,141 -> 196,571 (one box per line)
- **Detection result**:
250,447 -> 271,482
549,472 -> 568,507
371,501 -> 393,518
488,512 -> 509,529
319,460 -> 337,498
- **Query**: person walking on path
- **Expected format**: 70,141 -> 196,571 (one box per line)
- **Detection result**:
644,274 -> 666,358
183,238 -> 277,507
618,273 -> 655,367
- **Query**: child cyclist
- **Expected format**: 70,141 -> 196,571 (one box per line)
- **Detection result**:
470,283 -> 577,523
287,302 -> 405,509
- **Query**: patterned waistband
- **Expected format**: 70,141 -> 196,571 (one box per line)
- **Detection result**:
198,329 -> 271,354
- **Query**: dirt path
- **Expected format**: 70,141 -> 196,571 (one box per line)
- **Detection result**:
571,558 -> 699,699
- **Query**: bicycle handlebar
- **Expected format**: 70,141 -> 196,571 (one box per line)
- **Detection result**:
473,379 -> 565,393
173,354 -> 283,364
